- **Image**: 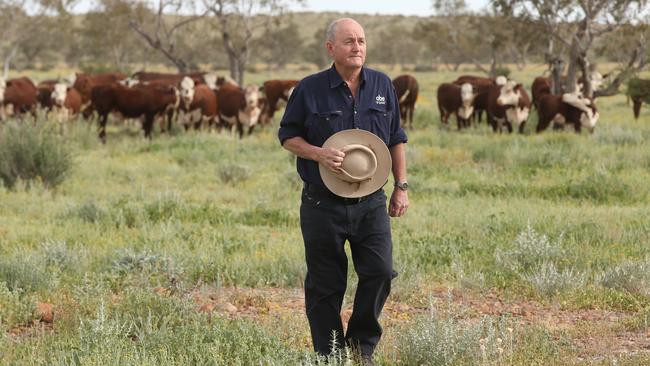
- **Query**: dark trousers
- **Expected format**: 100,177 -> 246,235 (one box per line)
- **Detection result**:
300,184 -> 394,357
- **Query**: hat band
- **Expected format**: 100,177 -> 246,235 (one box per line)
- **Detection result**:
338,144 -> 378,183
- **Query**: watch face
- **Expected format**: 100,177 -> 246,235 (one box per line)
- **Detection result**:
396,181 -> 408,190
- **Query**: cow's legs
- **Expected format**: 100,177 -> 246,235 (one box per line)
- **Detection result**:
143,114 -> 155,139
518,122 -> 526,134
98,113 -> 109,143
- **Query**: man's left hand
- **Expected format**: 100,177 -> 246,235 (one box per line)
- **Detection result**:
389,189 -> 409,217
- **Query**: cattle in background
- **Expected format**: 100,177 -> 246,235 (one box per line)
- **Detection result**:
73,72 -> 127,114
436,82 -> 476,129
0,77 -> 5,120
259,79 -> 298,125
131,71 -> 235,91
178,76 -> 218,130
91,82 -> 179,143
627,78 -> 650,119
216,84 -> 261,138
1,77 -> 38,120
487,80 -> 531,133
537,93 -> 599,133
531,77 -> 551,111
50,83 -> 82,122
453,75 -> 506,124
392,74 -> 419,129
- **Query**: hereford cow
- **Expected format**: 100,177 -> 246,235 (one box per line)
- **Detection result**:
437,82 -> 475,129
259,79 -> 298,125
452,75 -> 506,124
487,80 -> 531,133
50,83 -> 82,122
537,93 -> 599,133
392,74 -> 419,130
91,83 -> 179,143
531,77 -> 551,111
1,77 -> 38,120
178,76 -> 218,130
217,84 -> 261,138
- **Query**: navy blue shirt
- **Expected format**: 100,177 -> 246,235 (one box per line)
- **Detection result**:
278,65 -> 407,187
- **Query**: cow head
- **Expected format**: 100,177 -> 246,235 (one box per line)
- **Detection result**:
203,73 -> 217,90
244,84 -> 260,110
579,103 -> 599,133
458,83 -> 475,120
495,75 -> 507,86
180,76 -> 195,107
51,83 -> 68,107
498,81 -> 530,127
497,81 -> 521,107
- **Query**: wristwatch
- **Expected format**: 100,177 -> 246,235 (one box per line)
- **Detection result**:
394,181 -> 409,191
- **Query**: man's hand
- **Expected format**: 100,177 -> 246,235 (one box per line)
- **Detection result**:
317,147 -> 345,172
389,188 -> 409,217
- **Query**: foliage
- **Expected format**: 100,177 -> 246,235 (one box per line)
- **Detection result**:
0,120 -> 73,190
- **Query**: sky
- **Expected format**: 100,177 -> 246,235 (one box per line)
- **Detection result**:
288,0 -> 489,16
70,0 -> 489,16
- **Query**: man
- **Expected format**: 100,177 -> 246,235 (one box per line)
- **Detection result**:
277,18 -> 409,364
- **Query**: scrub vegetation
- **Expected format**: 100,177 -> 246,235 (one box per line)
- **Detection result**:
1,66 -> 650,365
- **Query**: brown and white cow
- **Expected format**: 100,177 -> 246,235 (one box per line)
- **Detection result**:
91,82 -> 179,143
216,84 -> 261,138
1,77 -> 38,120
488,80 -> 531,133
178,76 -> 218,130
537,93 -> 599,133
73,72 -> 127,106
259,79 -> 298,125
437,82 -> 476,130
50,83 -> 82,123
452,75 -> 506,124
392,74 -> 419,130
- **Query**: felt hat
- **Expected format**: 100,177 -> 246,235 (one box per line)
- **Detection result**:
319,129 -> 391,198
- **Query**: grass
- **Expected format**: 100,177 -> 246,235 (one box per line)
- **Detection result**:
1,66 -> 650,364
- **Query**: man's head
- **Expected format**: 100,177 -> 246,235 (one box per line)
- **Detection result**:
326,18 -> 366,71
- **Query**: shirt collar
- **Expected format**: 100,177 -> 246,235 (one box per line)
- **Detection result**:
328,63 -> 366,89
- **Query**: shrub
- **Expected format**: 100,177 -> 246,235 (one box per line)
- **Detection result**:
0,281 -> 36,329
494,66 -> 511,78
524,262 -> 586,297
0,254 -> 54,292
597,258 -> 650,296
0,120 -> 73,189
218,164 -> 251,184
496,225 -> 564,273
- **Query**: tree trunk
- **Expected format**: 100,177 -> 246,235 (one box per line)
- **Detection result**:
549,56 -> 564,95
3,45 -> 19,79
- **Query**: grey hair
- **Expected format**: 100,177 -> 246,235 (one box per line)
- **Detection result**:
326,19 -> 339,43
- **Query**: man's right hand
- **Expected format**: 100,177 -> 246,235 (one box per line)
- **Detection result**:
317,147 -> 346,173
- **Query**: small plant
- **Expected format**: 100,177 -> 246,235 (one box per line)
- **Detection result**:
218,163 -> 251,184
524,261 -> 586,297
0,281 -> 36,329
496,224 -> 564,273
598,258 -> 650,296
0,120 -> 73,189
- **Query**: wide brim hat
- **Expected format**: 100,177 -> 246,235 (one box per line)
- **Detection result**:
319,129 -> 392,198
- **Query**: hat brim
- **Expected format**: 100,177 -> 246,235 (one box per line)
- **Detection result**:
319,129 -> 392,198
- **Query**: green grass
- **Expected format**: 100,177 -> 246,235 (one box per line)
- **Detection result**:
1,67 -> 650,364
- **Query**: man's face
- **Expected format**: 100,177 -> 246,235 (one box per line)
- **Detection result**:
327,20 -> 366,70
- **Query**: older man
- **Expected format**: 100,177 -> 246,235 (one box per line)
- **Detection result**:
278,18 -> 408,364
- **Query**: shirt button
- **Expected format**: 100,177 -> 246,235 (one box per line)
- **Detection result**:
354,110 -> 357,114
348,95 -> 352,98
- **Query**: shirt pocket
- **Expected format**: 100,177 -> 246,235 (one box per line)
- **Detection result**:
364,105 -> 391,141
306,110 -> 343,143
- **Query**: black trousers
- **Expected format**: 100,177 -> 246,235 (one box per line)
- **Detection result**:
300,184 -> 394,357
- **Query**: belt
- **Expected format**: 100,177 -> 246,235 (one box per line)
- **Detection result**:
304,183 -> 376,205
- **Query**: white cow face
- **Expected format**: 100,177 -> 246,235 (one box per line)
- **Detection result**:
590,72 -> 604,92
497,81 -> 521,107
244,85 -> 260,109
52,83 -> 68,106
458,83 -> 475,120
203,74 -> 217,90
180,76 -> 195,107
0,77 -> 6,104
495,75 -> 507,86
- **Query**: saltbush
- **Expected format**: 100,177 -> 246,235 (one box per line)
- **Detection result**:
0,120 -> 73,189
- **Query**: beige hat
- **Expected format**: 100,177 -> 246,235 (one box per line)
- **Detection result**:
319,129 -> 392,198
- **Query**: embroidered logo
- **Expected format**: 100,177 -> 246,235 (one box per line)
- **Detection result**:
375,94 -> 386,105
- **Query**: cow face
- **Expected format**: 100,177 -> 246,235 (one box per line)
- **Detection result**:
495,75 -> 507,86
52,83 -> 68,107
497,81 -> 521,107
203,73 -> 217,90
458,83 -> 475,120
180,76 -> 195,107
244,85 -> 260,109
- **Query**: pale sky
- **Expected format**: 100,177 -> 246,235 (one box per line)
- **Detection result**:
289,0 -> 489,16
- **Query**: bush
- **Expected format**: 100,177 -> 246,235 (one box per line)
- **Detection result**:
0,120 -> 73,189
598,258 -> 650,296
218,164 -> 251,184
0,281 -> 36,329
494,66 -> 511,78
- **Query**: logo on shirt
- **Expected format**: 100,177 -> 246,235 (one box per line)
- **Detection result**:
375,94 -> 386,105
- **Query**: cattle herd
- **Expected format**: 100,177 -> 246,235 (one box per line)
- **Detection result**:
0,69 -> 648,141
0,71 -> 298,142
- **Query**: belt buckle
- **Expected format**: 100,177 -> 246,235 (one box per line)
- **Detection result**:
343,196 -> 363,205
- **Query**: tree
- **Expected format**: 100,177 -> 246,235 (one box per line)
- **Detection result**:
203,0 -> 303,85
303,21 -> 332,70
254,18 -> 303,70
129,0 -> 208,72
493,0 -> 649,98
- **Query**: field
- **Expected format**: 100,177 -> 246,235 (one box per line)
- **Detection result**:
2,66 -> 650,365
